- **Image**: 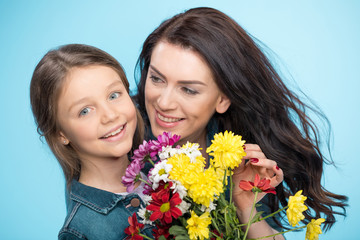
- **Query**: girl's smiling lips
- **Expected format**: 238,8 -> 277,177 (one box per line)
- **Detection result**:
100,124 -> 126,141
155,111 -> 184,128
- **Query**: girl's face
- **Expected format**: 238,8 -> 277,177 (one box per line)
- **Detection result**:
145,42 -> 230,145
57,65 -> 137,162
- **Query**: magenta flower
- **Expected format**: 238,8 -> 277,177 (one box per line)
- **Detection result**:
151,132 -> 181,153
132,140 -> 157,165
142,177 -> 153,195
122,160 -> 143,192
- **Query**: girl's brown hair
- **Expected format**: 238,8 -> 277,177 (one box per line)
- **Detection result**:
30,44 -> 144,187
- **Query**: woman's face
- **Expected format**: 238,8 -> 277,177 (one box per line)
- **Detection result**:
144,42 -> 230,145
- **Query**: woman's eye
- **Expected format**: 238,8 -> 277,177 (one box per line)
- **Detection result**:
150,75 -> 163,83
109,92 -> 120,100
79,107 -> 91,116
182,87 -> 198,95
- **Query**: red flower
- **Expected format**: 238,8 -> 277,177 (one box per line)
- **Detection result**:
153,223 -> 171,240
239,174 -> 276,194
210,229 -> 224,239
124,213 -> 144,240
146,189 -> 182,224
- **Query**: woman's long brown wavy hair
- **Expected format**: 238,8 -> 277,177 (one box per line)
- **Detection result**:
30,44 -> 144,188
134,7 -> 347,230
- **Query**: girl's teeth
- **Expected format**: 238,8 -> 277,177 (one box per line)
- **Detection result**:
104,126 -> 123,138
157,113 -> 181,123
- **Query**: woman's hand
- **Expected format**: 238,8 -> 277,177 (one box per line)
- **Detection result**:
232,143 -> 284,214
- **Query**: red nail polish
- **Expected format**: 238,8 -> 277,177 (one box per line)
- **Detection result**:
276,166 -> 280,170
250,158 -> 258,163
243,145 -> 246,150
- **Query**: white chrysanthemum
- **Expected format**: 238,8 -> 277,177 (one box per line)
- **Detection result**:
142,194 -> 152,205
177,200 -> 192,214
208,201 -> 217,212
170,180 -> 188,199
180,142 -> 202,163
138,206 -> 154,225
159,146 -> 180,160
149,160 -> 172,189
200,201 -> 217,212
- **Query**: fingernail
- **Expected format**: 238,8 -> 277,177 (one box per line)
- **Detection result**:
250,158 -> 258,163
243,145 -> 246,150
276,166 -> 280,170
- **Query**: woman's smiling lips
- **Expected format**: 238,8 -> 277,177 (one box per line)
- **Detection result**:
155,111 -> 184,128
100,124 -> 126,142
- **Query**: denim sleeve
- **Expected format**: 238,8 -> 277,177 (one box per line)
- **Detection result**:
58,228 -> 87,240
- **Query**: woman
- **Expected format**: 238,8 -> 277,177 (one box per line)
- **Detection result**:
134,7 -> 347,239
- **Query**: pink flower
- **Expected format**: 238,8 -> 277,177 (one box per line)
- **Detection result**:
132,140 -> 158,165
122,160 -> 142,192
151,132 -> 181,154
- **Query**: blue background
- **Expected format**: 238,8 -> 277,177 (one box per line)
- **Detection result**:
0,0 -> 359,239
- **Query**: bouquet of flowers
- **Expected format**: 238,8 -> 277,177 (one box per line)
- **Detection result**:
122,131 -> 325,240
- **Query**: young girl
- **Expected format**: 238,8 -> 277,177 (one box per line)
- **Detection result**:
30,44 -> 152,239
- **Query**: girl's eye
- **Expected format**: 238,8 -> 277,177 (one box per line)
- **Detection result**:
182,87 -> 198,95
150,75 -> 163,83
109,92 -> 120,100
79,107 -> 91,116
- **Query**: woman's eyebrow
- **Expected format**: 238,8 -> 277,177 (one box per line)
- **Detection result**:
149,65 -> 206,86
149,65 -> 166,80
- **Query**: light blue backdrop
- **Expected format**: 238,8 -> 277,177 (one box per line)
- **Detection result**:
0,0 -> 358,239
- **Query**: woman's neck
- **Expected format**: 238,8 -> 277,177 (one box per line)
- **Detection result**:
78,155 -> 130,193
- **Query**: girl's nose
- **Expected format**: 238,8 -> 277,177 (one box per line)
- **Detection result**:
101,104 -> 118,124
157,88 -> 177,111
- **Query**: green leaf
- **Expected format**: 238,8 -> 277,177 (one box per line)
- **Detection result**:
174,236 -> 190,240
158,236 -> 167,240
169,225 -> 190,240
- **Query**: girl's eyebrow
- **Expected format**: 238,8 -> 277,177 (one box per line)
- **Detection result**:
68,97 -> 90,112
149,65 -> 206,86
106,80 -> 123,90
68,80 -> 123,112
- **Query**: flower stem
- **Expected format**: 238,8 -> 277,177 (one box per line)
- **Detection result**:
138,177 -> 152,187
229,169 -> 233,203
242,191 -> 258,240
147,157 -> 155,166
138,233 -> 154,240
257,206 -> 288,223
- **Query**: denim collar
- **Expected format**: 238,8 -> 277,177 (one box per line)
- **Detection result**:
70,179 -> 127,214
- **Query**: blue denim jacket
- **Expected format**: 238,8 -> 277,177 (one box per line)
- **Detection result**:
58,179 -> 153,240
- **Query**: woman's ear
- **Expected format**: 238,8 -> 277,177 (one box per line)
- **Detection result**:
215,94 -> 231,114
59,131 -> 69,145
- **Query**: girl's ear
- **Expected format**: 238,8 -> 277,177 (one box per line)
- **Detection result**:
215,94 -> 231,114
59,131 -> 69,145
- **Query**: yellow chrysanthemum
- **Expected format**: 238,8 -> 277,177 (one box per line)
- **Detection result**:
188,167 -> 224,207
214,166 -> 229,185
168,153 -> 204,189
306,218 -> 325,240
206,131 -> 246,170
186,211 -> 211,240
286,190 -> 308,227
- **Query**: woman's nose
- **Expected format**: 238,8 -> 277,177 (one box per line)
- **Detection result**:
157,88 -> 177,110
